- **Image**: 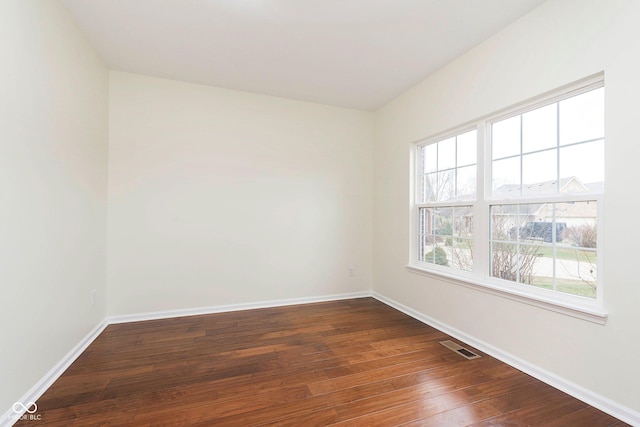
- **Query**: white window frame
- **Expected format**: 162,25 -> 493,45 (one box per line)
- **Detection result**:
408,74 -> 607,324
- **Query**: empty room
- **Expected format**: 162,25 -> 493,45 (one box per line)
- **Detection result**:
1,0 -> 639,425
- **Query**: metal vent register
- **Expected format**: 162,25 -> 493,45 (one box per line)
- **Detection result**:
439,340 -> 481,360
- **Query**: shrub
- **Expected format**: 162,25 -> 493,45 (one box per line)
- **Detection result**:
567,224 -> 597,248
425,247 -> 449,266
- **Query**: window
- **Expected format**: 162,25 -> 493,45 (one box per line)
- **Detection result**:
411,76 -> 605,320
417,129 -> 477,272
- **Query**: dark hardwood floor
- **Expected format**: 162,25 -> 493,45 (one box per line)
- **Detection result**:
16,298 -> 627,426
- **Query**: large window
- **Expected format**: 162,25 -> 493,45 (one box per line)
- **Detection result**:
412,77 -> 605,319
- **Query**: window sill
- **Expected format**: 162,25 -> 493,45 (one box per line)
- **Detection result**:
406,265 -> 608,325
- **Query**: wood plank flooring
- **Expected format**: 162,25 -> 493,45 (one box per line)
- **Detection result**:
15,298 -> 627,426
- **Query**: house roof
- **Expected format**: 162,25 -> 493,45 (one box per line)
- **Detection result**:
491,176 -> 602,217
426,176 -> 602,211
492,176 -> 587,199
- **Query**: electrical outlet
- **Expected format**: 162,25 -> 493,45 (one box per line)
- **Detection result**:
348,267 -> 355,277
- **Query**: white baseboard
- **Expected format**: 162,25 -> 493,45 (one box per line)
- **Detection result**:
2,320 -> 109,427
371,291 -> 640,426
106,291 -> 371,324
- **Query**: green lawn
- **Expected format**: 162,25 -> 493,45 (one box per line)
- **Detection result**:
534,245 -> 596,263
530,277 -> 596,298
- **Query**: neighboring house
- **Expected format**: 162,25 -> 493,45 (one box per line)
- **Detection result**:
492,176 -> 599,232
422,176 -> 599,240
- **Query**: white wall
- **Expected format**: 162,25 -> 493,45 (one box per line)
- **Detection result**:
0,0 -> 108,416
4,0 -> 638,422
107,72 -> 373,315
374,0 -> 640,415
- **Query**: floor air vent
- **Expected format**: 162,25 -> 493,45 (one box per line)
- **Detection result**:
440,340 -> 481,360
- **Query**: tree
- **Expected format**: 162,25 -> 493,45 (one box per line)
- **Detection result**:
490,215 -> 540,284
566,223 -> 597,290
566,224 -> 597,248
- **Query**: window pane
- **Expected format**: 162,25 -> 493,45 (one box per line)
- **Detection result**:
418,207 -> 427,235
457,130 -> 477,167
435,207 -> 452,266
491,205 -> 518,242
456,165 -> 476,200
555,250 -> 597,298
559,140 -> 604,187
562,203 -> 597,248
520,243 -> 547,286
522,150 -> 557,195
452,207 -> 473,271
492,115 -> 520,160
529,241 -> 597,298
521,205 -> 556,227
419,208 -> 434,263
420,208 -> 450,267
424,144 -> 437,173
522,103 -> 557,154
434,207 -> 453,238
492,157 -> 520,196
453,206 -> 473,237
492,203 -> 549,241
438,137 -> 456,170
420,205 -> 474,271
491,205 -> 539,282
560,87 -> 604,145
490,201 -> 597,299
513,204 -> 559,243
418,208 -> 429,262
436,170 -> 455,201
452,237 -> 473,271
423,172 -> 437,202
418,230 -> 426,262
491,241 -> 519,282
422,233 -> 434,263
491,241 -> 542,285
421,130 -> 478,205
440,246 -> 453,268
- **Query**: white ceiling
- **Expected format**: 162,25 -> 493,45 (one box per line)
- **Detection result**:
62,0 -> 546,111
